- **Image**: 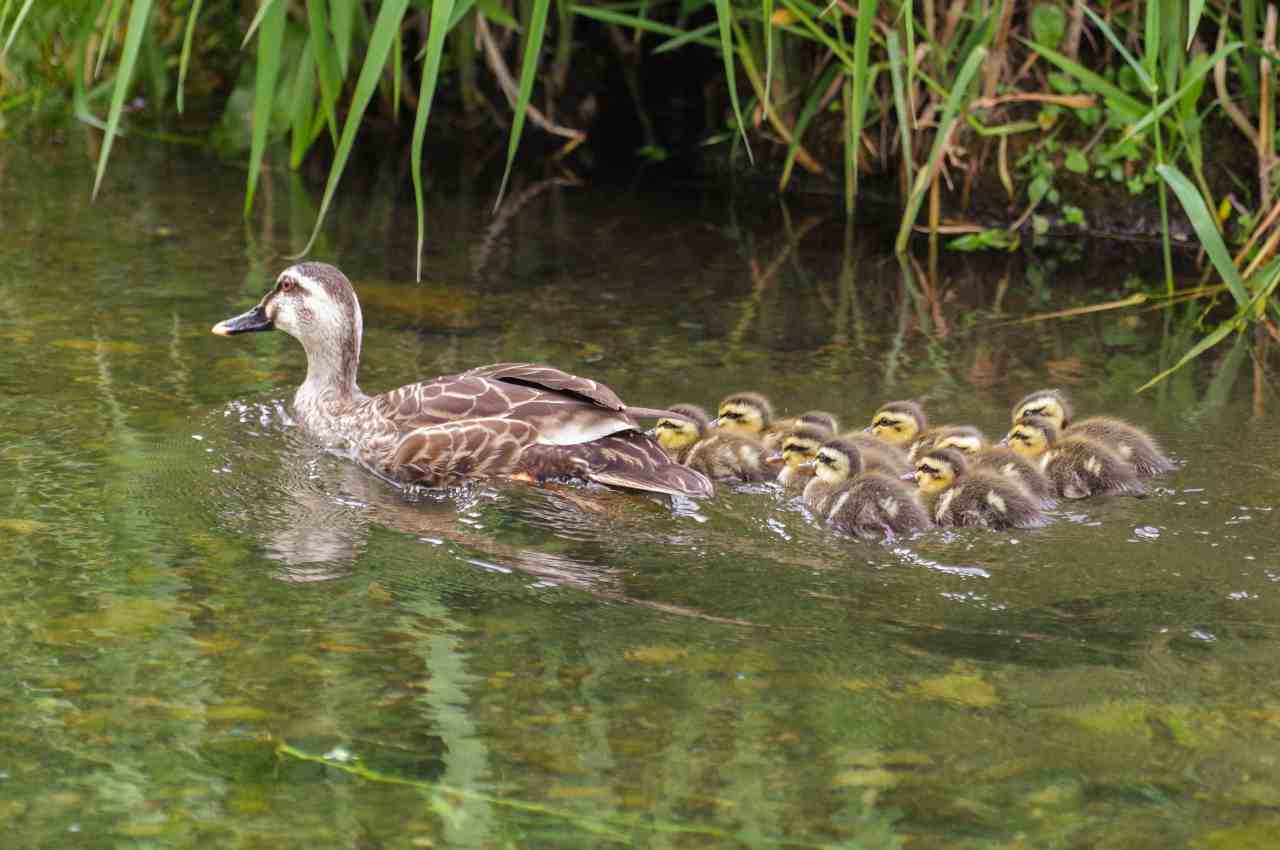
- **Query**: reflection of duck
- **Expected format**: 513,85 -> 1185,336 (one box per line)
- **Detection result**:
1012,388 -> 1173,477
212,263 -> 712,498
650,403 -> 770,482
803,439 -> 931,540
1004,416 -> 1144,499
913,448 -> 1047,529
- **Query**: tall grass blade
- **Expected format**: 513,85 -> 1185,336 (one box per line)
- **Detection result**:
294,0 -> 411,257
571,6 -> 716,50
0,0 -> 34,58
95,0 -> 127,78
651,21 -> 719,54
887,30 -> 913,192
92,0 -> 153,200
762,0 -> 773,104
288,34 -> 317,168
413,0 -> 457,281
241,0 -> 282,50
176,0 -> 204,114
307,0 -> 342,143
779,63 -> 838,191
713,0 -> 753,164
894,45 -> 986,254
845,0 -> 877,215
331,0 -> 355,76
1122,41 -> 1242,143
494,0 -> 553,210
1136,319 -> 1237,392
1016,37 -> 1146,119
1187,0 -> 1206,49
243,0 -> 286,217
1079,5 -> 1154,95
1156,163 -> 1249,308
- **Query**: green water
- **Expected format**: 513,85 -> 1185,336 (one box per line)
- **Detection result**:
3,137 -> 1280,849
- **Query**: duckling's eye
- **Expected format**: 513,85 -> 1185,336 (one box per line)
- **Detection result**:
817,454 -> 833,466
722,412 -> 741,421
919,465 -> 938,476
280,277 -> 297,293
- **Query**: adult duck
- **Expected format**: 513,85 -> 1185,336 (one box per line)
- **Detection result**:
212,263 -> 713,498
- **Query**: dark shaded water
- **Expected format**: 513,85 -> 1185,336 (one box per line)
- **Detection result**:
3,136 -> 1280,849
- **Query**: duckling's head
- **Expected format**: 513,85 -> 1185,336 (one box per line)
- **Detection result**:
868,401 -> 927,447
213,263 -> 363,389
796,410 -> 839,436
933,426 -> 987,455
653,404 -> 709,452
779,426 -> 829,469
811,438 -> 864,485
1012,388 -> 1072,430
914,448 -> 968,496
1003,415 -> 1057,459
716,392 -> 774,436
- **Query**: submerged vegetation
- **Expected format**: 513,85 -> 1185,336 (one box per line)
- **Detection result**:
0,0 -> 1277,385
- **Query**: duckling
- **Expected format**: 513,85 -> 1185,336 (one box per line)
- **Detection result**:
913,448 -> 1048,529
715,392 -> 791,451
908,424 -> 989,463
1012,388 -> 1174,478
969,447 -> 1056,509
1004,416 -> 1144,500
867,400 -> 928,449
795,410 -> 840,435
775,426 -> 831,490
804,439 -> 931,541
837,431 -> 913,477
651,404 -> 771,483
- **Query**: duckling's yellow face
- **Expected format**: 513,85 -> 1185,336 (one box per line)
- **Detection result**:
813,447 -> 853,484
717,400 -> 767,436
1005,423 -> 1050,459
654,417 -> 700,452
1013,394 -> 1067,430
935,433 -> 983,454
780,435 -> 823,468
869,410 -> 921,447
914,456 -> 957,496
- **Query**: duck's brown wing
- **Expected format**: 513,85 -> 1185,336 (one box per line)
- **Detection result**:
519,432 -> 714,499
387,418 -> 539,486
463,362 -> 627,410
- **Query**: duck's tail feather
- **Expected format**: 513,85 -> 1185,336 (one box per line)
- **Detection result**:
625,405 -> 694,421
521,432 -> 714,499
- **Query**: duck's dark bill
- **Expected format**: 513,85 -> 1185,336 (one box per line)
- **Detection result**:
211,305 -> 273,336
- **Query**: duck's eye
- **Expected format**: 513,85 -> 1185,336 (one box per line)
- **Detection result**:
280,278 -> 297,293
817,454 -> 833,465
723,412 -> 741,421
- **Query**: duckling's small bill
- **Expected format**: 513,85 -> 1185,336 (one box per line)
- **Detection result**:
212,304 -> 273,336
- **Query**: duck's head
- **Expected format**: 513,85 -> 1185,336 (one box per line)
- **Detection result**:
652,403 -> 709,452
795,410 -> 839,435
212,263 -> 363,390
1012,388 -> 1072,430
933,426 -> 986,455
868,401 -> 927,447
715,392 -> 774,436
1003,415 -> 1057,459
914,447 -> 967,496
809,438 -> 863,485
777,426 -> 829,469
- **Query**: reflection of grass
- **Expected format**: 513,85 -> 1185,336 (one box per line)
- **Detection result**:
276,740 -> 862,848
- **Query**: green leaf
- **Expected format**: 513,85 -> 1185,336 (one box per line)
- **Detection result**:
492,0 -> 553,210
1029,2 -> 1065,50
331,0 -> 355,76
1064,148 -> 1088,173
1136,319 -> 1237,392
1017,36 -> 1147,120
1121,41 -> 1242,142
886,30 -> 912,191
1156,163 -> 1248,308
241,0 -> 282,49
1,0 -> 34,59
713,0 -> 752,164
92,0 -> 153,200
412,0 -> 456,280
244,0 -> 287,217
1187,0 -> 1206,50
475,0 -> 518,29
288,33 -> 317,168
570,6 -> 716,50
293,0 -> 411,256
307,0 -> 343,143
176,0 -> 204,114
95,0 -> 127,78
1079,4 -> 1154,95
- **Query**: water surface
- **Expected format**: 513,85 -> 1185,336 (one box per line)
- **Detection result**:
2,136 -> 1279,849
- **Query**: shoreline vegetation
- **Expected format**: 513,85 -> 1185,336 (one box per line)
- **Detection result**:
1,1 -> 1277,388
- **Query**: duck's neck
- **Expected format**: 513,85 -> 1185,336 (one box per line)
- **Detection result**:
297,325 -> 363,409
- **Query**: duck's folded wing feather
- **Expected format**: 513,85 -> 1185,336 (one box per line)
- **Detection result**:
462,362 -> 627,411
389,418 -> 539,485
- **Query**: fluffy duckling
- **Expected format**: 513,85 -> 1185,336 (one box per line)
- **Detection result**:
795,410 -> 840,435
1012,388 -> 1174,478
908,424 -> 989,463
969,447 -> 1056,509
866,400 -> 928,449
913,448 -> 1048,529
715,392 -> 791,451
652,404 -> 770,483
1004,416 -> 1144,499
803,439 -> 931,541
775,426 -> 831,490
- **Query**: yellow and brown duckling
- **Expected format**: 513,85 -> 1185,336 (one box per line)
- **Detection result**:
913,448 -> 1048,529
867,401 -> 986,462
651,403 -> 771,483
1004,415 -> 1145,500
1012,388 -> 1174,478
778,427 -> 909,489
715,392 -> 791,451
969,446 -> 1056,509
908,424 -> 989,463
803,439 -> 931,541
